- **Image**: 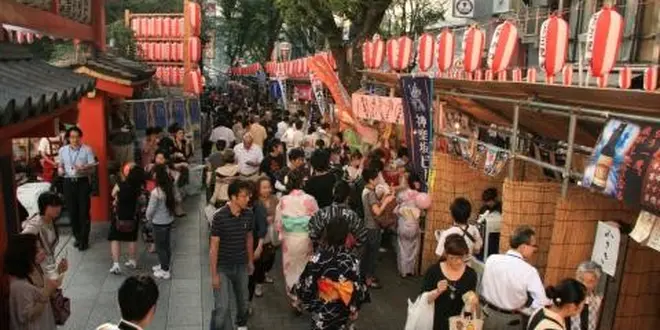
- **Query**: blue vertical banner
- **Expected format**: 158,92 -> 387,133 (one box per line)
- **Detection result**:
277,77 -> 288,110
400,76 -> 434,192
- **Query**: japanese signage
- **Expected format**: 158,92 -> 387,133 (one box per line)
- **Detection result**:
583,119 -> 660,217
351,93 -> 403,124
591,221 -> 621,277
453,0 -> 475,18
310,73 -> 327,116
400,76 -> 433,192
293,85 -> 313,101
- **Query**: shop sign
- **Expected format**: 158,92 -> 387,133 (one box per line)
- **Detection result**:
591,221 -> 620,277
351,93 -> 403,124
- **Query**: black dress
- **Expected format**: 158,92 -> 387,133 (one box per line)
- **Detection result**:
108,182 -> 141,242
421,263 -> 478,330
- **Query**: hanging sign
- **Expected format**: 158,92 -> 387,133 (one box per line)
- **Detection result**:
453,0 -> 475,18
620,125 -> 660,216
646,215 -> 660,252
310,73 -> 327,115
630,211 -> 656,244
400,76 -> 433,192
293,85 -> 313,101
591,221 -> 621,277
351,94 -> 403,124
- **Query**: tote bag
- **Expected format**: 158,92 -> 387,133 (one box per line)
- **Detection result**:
448,310 -> 483,330
404,292 -> 435,330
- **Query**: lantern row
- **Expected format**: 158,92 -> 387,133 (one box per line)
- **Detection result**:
129,3 -> 201,39
153,66 -> 203,91
231,51 -> 336,78
136,38 -> 201,63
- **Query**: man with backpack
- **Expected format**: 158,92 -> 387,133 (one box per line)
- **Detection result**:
434,197 -> 483,258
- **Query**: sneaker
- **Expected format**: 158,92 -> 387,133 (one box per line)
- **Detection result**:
379,247 -> 387,253
237,327 -> 248,330
109,264 -> 121,275
153,269 -> 171,280
255,284 -> 263,297
152,264 -> 161,272
264,275 -> 274,284
124,260 -> 137,269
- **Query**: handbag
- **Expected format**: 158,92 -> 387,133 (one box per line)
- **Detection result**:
448,309 -> 483,330
404,291 -> 435,330
51,288 -> 71,325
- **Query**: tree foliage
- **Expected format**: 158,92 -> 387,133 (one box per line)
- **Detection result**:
380,0 -> 445,38
275,0 -> 393,91
218,0 -> 283,65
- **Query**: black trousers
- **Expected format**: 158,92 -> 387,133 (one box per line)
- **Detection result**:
63,178 -> 91,245
248,243 -> 277,301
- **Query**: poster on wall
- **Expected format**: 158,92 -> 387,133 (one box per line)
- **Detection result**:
583,119 -> 640,198
591,221 -> 621,277
401,76 -> 433,192
620,125 -> 660,216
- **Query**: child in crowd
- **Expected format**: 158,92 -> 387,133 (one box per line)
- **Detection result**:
293,218 -> 370,330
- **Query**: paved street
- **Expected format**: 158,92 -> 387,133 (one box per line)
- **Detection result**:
55,194 -> 422,330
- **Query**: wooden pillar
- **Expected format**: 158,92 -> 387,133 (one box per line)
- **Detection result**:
77,92 -> 110,222
91,0 -> 106,51
0,138 -> 14,258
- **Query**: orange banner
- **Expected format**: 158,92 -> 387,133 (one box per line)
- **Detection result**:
307,55 -> 355,127
351,93 -> 403,124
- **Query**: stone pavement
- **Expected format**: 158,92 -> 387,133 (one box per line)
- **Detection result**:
57,194 -> 422,330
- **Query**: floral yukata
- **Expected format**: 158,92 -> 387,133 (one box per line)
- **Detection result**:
293,246 -> 370,330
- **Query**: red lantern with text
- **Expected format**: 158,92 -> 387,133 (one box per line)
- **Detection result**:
436,29 -> 454,73
175,18 -> 184,38
163,17 -> 172,38
644,65 -> 658,91
539,15 -> 569,80
586,6 -> 623,77
139,18 -> 148,38
371,34 -> 385,69
362,40 -> 373,69
462,26 -> 485,73
154,17 -> 163,38
618,66 -> 631,89
488,21 -> 518,73
417,33 -> 435,72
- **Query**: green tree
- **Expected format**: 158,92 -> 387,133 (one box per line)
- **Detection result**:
219,0 -> 283,65
381,0 -> 446,38
275,0 -> 393,91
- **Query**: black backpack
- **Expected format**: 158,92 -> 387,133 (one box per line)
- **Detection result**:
347,176 -> 366,219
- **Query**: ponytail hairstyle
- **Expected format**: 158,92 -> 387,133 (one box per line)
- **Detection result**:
153,164 -> 176,215
545,278 -> 587,308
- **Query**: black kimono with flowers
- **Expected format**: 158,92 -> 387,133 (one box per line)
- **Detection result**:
293,246 -> 370,330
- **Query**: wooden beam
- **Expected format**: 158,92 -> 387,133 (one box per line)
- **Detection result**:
0,0 -> 94,41
96,79 -> 135,98
0,104 -> 76,140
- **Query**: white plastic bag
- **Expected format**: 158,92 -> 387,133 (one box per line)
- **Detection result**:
404,291 -> 435,330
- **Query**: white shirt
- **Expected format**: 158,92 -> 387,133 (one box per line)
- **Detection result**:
480,250 -> 549,313
275,121 -> 288,139
233,143 -> 263,176
281,127 -> 304,149
435,224 -> 483,257
209,125 -> 235,145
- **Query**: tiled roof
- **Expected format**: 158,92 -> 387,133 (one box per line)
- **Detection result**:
75,52 -> 155,84
0,43 -> 95,127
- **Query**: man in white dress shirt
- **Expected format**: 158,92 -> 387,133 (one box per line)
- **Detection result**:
233,133 -> 263,180
480,225 -> 549,330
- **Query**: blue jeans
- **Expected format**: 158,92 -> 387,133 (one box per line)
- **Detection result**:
210,264 -> 249,330
361,228 -> 382,279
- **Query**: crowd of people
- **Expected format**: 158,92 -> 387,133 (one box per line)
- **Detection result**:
1,90 -> 604,330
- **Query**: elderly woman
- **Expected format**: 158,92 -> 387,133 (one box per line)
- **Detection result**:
567,261 -> 603,330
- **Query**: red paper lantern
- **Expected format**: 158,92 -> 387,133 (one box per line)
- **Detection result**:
562,64 -> 573,86
130,18 -> 140,37
139,18 -> 148,38
362,39 -> 373,69
596,74 -> 609,88
371,34 -> 385,69
484,69 -> 493,81
154,42 -> 162,61
527,68 -> 537,83
644,65 -> 658,91
386,36 -> 413,71
539,15 -> 569,79
146,42 -> 156,61
586,6 -> 623,77
617,66 -> 631,89
187,2 -> 202,37
189,37 -> 201,62
162,66 -> 172,86
163,17 -> 172,38
161,43 -> 171,62
175,18 -> 184,38
473,69 -> 483,81
496,71 -> 507,81
147,18 -> 156,37
155,66 -> 163,82
417,33 -> 435,72
512,68 -> 522,82
436,29 -> 454,73
488,21 -> 518,73
462,26 -> 485,73
154,17 -> 163,38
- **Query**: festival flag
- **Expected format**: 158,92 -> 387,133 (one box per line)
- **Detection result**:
400,76 -> 433,191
